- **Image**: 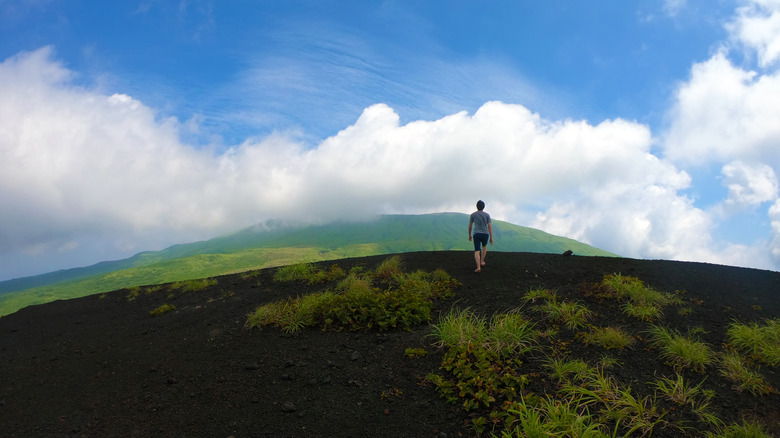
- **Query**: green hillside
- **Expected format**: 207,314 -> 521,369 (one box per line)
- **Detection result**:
0,213 -> 617,317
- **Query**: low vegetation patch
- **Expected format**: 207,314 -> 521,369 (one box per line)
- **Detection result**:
169,278 -> 217,292
430,308 -> 537,356
726,318 -> 780,366
150,303 -> 176,316
582,326 -> 635,350
535,299 -> 592,330
273,262 -> 346,284
600,273 -> 681,322
646,325 -> 715,373
246,256 -> 459,333
719,351 -> 773,395
423,273 -> 776,437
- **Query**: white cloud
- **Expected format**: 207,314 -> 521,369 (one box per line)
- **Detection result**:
0,47 -> 224,252
658,0 -> 780,270
663,51 -> 780,166
728,0 -> 780,67
6,34 -> 780,279
664,0 -> 780,168
721,160 -> 778,209
1,48 -> 704,268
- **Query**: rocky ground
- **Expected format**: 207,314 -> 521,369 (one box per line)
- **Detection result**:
1,251 -> 779,437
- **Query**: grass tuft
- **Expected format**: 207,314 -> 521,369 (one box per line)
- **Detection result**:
583,326 -> 635,350
727,318 -> 780,366
646,325 -> 715,372
150,303 -> 176,316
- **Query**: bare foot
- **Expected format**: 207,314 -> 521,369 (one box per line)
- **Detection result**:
481,262 -> 486,266
474,268 -> 481,273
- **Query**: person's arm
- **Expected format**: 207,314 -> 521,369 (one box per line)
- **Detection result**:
468,221 -> 473,241
488,222 -> 493,245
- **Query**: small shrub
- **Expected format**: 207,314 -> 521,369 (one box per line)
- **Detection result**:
429,343 -> 528,412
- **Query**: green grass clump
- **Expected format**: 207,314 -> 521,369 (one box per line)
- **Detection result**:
705,419 -> 774,438
521,288 -> 557,303
536,299 -> 592,330
170,278 -> 217,292
247,257 -> 458,333
546,357 -> 593,384
497,394 -> 609,437
404,347 -> 428,358
274,263 -> 346,284
150,303 -> 176,316
718,352 -> 773,395
126,286 -> 142,301
583,326 -> 635,350
373,255 -> 404,281
273,262 -> 345,284
272,262 -> 315,283
646,325 -> 715,372
556,365 -> 665,436
652,373 -> 710,407
601,273 -> 677,322
430,308 -> 537,356
726,318 -> 780,366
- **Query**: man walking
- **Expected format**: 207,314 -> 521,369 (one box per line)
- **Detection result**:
468,200 -> 493,273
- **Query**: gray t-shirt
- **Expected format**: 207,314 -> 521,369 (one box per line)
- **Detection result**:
470,211 -> 491,235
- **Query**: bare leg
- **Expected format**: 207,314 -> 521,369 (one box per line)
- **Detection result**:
474,251 -> 481,272
481,247 -> 487,266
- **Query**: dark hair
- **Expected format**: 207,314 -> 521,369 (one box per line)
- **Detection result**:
476,200 -> 485,211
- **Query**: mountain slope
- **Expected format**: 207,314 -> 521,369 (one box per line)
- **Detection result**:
0,213 -> 617,316
2,252 -> 778,437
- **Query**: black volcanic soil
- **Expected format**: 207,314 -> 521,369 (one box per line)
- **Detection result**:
1,251 -> 779,437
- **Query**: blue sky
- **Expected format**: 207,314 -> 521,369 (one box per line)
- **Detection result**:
2,0 -> 780,280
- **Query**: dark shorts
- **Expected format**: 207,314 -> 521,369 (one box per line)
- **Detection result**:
473,233 -> 489,251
